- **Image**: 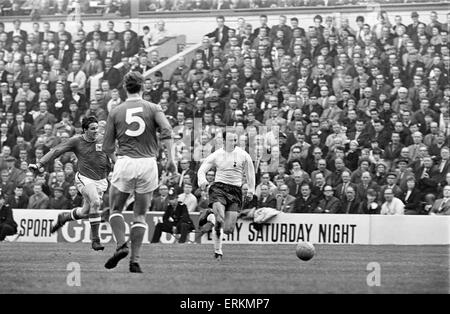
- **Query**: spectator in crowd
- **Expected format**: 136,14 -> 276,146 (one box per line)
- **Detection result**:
0,192 -> 17,241
400,176 -> 424,215
275,183 -> 295,212
206,15 -> 230,48
339,185 -> 359,214
82,49 -> 103,79
151,188 -> 195,244
380,187 -> 405,215
149,20 -> 173,45
255,172 -> 277,198
102,58 -> 122,90
379,172 -> 403,202
257,183 -> 276,209
0,168 -> 16,198
334,170 -> 356,202
177,182 -> 198,213
121,30 -> 139,57
150,184 -> 170,211
316,184 -> 341,213
49,186 -> 69,209
66,185 -> 83,209
7,185 -> 29,209
355,171 -> 379,202
239,183 -> 258,218
429,185 -> 450,215
358,188 -> 380,214
34,102 -> 57,135
292,183 -> 318,213
27,183 -> 50,209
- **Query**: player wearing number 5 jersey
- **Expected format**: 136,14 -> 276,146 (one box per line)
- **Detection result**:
102,71 -> 174,273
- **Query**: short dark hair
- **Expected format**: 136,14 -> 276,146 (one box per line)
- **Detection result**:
373,119 -> 384,126
81,116 -> 98,132
222,130 -> 237,141
301,182 -> 311,189
359,158 -> 371,166
123,71 -> 144,94
290,159 -> 302,167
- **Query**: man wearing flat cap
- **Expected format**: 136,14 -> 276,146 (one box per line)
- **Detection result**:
206,96 -> 225,116
407,12 -> 422,37
49,186 -> 69,209
380,172 -> 403,202
394,158 -> 414,191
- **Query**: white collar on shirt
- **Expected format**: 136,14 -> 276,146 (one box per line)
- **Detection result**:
127,95 -> 142,101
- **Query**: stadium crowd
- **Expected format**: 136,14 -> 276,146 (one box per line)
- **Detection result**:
0,0 -> 130,18
0,9 -> 449,216
139,0 -> 444,12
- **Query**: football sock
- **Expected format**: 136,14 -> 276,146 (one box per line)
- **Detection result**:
69,207 -> 87,221
130,222 -> 147,263
213,223 -> 223,255
100,208 -> 110,222
60,212 -> 72,224
89,213 -> 101,241
207,213 -> 216,225
109,213 -> 126,248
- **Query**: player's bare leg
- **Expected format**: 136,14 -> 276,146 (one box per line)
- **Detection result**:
105,185 -> 130,270
223,204 -> 239,235
129,192 -> 152,273
212,201 -> 225,260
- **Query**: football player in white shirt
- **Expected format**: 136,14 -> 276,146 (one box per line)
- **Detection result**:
198,131 -> 256,260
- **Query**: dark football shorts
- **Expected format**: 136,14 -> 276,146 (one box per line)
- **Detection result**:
208,182 -> 243,212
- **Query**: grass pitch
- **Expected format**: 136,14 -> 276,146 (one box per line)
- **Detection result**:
0,243 -> 448,294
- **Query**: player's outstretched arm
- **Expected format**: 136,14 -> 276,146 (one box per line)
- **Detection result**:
197,153 -> 216,190
29,137 -> 77,172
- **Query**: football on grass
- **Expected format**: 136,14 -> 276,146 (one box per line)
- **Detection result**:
296,242 -> 315,261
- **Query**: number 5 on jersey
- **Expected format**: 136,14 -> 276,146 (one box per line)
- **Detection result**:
125,107 -> 145,137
